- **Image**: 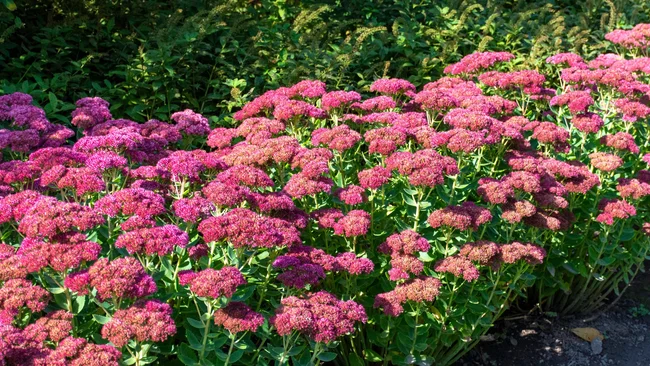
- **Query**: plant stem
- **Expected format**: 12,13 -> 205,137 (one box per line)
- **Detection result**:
413,189 -> 424,231
309,343 -> 322,365
199,302 -> 213,360
279,334 -> 292,365
224,332 -> 237,365
410,304 -> 421,355
256,261 -> 274,311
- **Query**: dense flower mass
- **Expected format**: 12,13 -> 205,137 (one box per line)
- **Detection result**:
115,225 -> 189,256
213,302 -> 265,334
86,257 -> 157,301
95,188 -> 166,218
1,23 -> 650,365
178,267 -> 246,299
427,202 -> 492,231
374,276 -> 442,316
18,236 -> 101,272
102,300 -> 176,347
46,336 -> 122,365
18,198 -> 105,238
271,291 -> 367,343
198,208 -> 301,248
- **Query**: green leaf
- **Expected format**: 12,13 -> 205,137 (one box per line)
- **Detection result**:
48,92 -> 58,109
620,227 -> 635,241
228,349 -> 244,363
92,314 -> 111,324
562,263 -> 579,275
364,349 -> 383,362
418,252 -> 435,262
317,352 -> 337,362
73,295 -> 86,314
178,343 -> 198,366
546,264 -> 555,277
592,273 -> 605,281
107,18 -> 115,33
187,318 -> 205,329
597,257 -> 616,267
286,345 -> 305,357
2,0 -> 16,11
232,285 -> 256,302
349,353 -> 365,366
48,287 -> 65,294
139,356 -> 157,365
186,328 -> 202,350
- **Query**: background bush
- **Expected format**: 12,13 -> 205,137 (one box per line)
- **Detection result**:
2,0 -> 650,124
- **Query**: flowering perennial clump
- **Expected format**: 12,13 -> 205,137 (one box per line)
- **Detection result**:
1,23 -> 650,366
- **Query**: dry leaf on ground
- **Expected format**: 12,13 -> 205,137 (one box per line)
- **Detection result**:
571,327 -> 604,342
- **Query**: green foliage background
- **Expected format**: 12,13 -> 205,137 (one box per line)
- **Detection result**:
1,0 -> 650,123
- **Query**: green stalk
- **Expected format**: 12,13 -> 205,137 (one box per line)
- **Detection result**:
199,302 -> 213,360
256,261 -> 274,311
409,304 -> 421,356
412,189 -> 424,231
224,333 -> 237,365
309,343 -> 322,365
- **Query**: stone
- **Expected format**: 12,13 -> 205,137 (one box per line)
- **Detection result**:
591,338 -> 603,355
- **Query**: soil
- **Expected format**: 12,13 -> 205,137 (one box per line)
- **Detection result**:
459,268 -> 650,366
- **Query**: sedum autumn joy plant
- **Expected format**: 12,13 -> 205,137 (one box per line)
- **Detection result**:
0,23 -> 649,366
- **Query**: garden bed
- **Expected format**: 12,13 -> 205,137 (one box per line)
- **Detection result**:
1,20 -> 650,366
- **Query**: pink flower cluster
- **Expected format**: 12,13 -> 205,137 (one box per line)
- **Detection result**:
115,225 -> 188,256
386,149 -> 458,187
596,199 -> 637,225
374,276 -> 442,316
444,51 -> 515,75
102,299 -> 176,347
95,188 -> 166,218
18,235 -> 100,273
369,78 -> 416,96
17,197 -> 105,239
271,291 -> 367,343
213,302 -> 265,334
171,109 -> 210,136
378,230 -> 430,281
0,279 -> 50,313
178,267 -> 246,299
311,125 -> 361,152
605,23 -> 650,49
77,257 -> 157,300
273,245 -> 374,288
427,202 -> 492,231
198,208 -> 301,248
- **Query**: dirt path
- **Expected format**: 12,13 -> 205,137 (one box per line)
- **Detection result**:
460,269 -> 650,366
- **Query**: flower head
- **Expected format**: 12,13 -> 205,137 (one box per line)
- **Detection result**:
271,291 -> 366,343
427,202 -> 492,231
0,279 -> 50,313
179,267 -> 246,299
102,300 -> 176,347
596,199 -> 636,225
87,257 -> 157,301
115,225 -> 188,256
434,256 -> 480,281
213,302 -> 265,334
171,109 -> 210,136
